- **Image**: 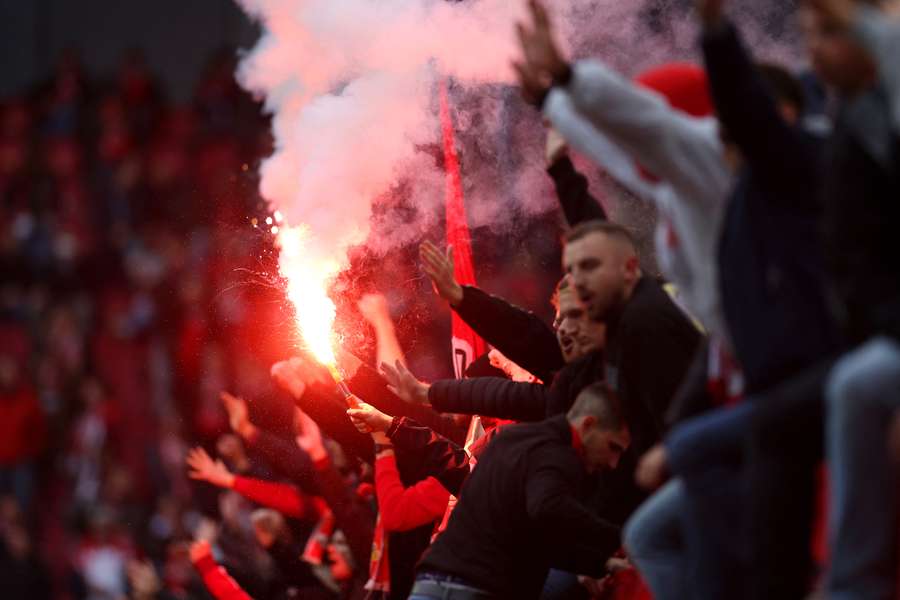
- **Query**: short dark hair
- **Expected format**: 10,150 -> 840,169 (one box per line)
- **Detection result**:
564,220 -> 637,249
549,276 -> 571,311
568,382 -> 626,431
757,62 -> 807,115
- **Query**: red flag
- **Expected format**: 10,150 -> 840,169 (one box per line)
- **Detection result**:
439,81 -> 487,379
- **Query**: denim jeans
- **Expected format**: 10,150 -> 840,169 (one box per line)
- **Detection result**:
826,337 -> 900,600
623,479 -> 688,600
539,569 -> 588,600
663,404 -> 755,599
408,572 -> 496,600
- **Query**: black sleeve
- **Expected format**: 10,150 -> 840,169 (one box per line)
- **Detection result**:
701,21 -> 818,208
348,363 -> 468,446
387,417 -> 470,497
618,298 -> 702,452
293,383 -> 375,465
526,448 -> 621,576
311,455 -> 375,569
453,285 -> 564,383
428,377 -> 552,422
547,154 -> 608,226
665,340 -> 712,428
247,429 -> 321,494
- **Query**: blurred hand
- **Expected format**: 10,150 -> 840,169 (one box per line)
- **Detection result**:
216,433 -> 245,464
806,0 -> 855,26
635,443 -> 669,490
128,560 -> 162,600
578,574 -> 613,598
347,401 -> 393,435
606,556 -> 631,574
220,391 -> 256,439
513,0 -> 569,103
294,408 -> 328,462
186,447 -> 235,489
419,242 -> 463,306
696,0 -> 727,26
545,127 -> 568,167
358,293 -> 392,327
194,517 -> 218,544
189,540 -> 212,564
335,348 -> 364,381
380,360 -> 430,406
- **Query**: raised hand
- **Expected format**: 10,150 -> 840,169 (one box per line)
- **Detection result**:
189,540 -> 213,564
271,356 -> 334,400
347,400 -> 393,435
128,560 -> 162,600
186,446 -> 235,489
380,360 -> 430,406
358,293 -> 391,327
220,391 -> 256,439
513,0 -> 569,103
696,0 -> 727,26
293,407 -> 328,462
806,0 -> 855,26
419,241 -> 463,306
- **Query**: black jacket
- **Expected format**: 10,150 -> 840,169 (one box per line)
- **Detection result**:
417,415 -> 620,599
429,278 -> 700,524
446,155 -> 606,385
453,285 -> 564,384
704,22 -> 840,391
823,87 -> 900,343
387,416 -> 470,497
548,153 -> 608,226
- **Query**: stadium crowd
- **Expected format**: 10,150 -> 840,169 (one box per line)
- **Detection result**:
2,0 -> 899,598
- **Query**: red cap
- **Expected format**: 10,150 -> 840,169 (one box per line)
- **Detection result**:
635,63 -> 713,117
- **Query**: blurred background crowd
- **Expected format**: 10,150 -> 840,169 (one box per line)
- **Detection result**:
0,23 -> 568,600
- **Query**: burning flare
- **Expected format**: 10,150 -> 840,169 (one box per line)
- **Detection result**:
275,223 -> 353,400
277,224 -> 340,366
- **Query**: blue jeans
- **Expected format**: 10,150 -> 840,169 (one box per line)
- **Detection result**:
408,572 -> 496,600
664,404 -> 755,599
826,337 -> 900,600
624,479 -> 688,600
540,569 -> 587,600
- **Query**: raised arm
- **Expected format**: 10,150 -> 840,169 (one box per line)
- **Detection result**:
545,128 -> 609,226
420,241 -> 563,383
514,0 -> 728,208
559,61 -> 728,208
428,377 -> 552,422
699,9 -> 818,207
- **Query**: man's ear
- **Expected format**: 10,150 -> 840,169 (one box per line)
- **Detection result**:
623,255 -> 640,282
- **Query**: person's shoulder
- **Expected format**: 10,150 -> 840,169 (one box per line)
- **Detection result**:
622,279 -> 697,335
624,278 -> 677,319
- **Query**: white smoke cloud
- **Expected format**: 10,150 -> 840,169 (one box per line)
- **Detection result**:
234,0 -> 800,276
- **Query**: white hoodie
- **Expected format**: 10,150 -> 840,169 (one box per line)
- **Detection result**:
544,60 -> 733,344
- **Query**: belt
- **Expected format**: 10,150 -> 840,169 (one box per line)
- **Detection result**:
410,579 -> 495,599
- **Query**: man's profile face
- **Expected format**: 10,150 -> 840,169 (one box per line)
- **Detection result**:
563,232 -> 634,322
580,420 -> 630,474
554,288 -> 606,362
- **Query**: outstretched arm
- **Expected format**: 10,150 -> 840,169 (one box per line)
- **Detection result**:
420,241 -> 563,383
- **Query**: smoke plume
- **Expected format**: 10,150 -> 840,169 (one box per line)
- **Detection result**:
234,0 -> 801,276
